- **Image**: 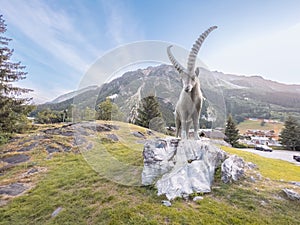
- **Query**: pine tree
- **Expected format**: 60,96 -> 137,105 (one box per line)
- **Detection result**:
135,95 -> 165,132
279,116 -> 300,150
224,114 -> 239,147
0,15 -> 33,141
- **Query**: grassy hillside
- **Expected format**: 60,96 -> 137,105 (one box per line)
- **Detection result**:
0,121 -> 299,224
237,119 -> 283,135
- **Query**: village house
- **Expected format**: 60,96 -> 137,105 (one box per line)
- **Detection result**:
240,129 -> 281,147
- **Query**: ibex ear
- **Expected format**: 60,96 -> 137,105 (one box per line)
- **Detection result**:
195,67 -> 200,76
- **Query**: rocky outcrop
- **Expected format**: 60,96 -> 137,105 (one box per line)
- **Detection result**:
142,138 -> 256,200
142,139 -> 228,200
282,188 -> 300,201
221,155 -> 246,183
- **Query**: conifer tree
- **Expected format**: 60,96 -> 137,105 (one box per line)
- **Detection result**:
0,15 -> 33,141
224,114 -> 239,147
135,95 -> 165,132
279,116 -> 300,150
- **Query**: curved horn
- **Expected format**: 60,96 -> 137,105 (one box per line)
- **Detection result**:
167,45 -> 185,73
187,26 -> 217,72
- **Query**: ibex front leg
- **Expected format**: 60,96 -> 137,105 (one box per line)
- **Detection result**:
181,119 -> 188,139
192,112 -> 200,140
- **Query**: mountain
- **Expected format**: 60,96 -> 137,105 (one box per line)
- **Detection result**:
49,85 -> 99,104
33,64 -> 300,126
204,70 -> 300,122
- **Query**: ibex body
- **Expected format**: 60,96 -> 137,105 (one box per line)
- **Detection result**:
167,26 -> 217,139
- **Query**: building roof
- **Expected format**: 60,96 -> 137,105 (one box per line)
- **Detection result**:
199,130 -> 226,139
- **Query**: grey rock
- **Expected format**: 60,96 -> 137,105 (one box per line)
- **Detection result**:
193,196 -> 204,201
2,154 -> 30,164
282,188 -> 300,201
79,123 -> 118,132
17,142 -> 39,152
43,127 -> 73,136
0,183 -> 27,196
260,200 -> 267,206
61,145 -> 72,152
95,124 -> 114,132
147,130 -> 154,136
161,200 -> 172,207
74,136 -> 86,145
221,155 -> 245,184
60,130 -> 75,136
27,168 -> 38,174
86,142 -> 94,150
249,176 -> 256,183
46,146 -> 60,153
290,181 -> 300,187
42,122 -> 120,138
107,134 -> 119,142
255,172 -> 263,180
132,131 -> 145,138
43,128 -> 61,135
51,207 -> 63,217
142,139 -> 227,200
247,162 -> 257,170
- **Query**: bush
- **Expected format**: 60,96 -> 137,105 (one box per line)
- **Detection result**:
233,142 -> 248,148
0,133 -> 10,145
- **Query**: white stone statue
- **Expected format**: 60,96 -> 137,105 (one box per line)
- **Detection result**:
167,26 -> 217,139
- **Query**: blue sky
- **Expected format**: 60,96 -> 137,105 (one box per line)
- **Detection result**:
1,0 -> 300,103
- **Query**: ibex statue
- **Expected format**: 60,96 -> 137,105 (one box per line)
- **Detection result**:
167,26 -> 217,139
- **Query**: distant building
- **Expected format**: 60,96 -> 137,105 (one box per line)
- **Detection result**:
244,129 -> 276,139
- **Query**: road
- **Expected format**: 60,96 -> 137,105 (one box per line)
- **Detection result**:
236,148 -> 300,166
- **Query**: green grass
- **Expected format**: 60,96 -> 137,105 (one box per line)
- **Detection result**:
1,121 -> 300,224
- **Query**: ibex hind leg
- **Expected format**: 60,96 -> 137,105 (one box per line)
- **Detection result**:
185,120 -> 192,139
175,115 -> 181,138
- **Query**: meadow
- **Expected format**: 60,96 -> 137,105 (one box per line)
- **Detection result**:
0,121 -> 299,224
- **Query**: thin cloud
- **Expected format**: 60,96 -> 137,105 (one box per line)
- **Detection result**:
101,0 -> 144,45
206,23 -> 300,84
1,0 -> 97,74
19,80 -> 74,104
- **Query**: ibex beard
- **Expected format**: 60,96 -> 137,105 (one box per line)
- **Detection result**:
167,26 -> 217,139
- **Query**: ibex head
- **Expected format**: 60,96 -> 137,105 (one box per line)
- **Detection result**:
167,26 -> 217,92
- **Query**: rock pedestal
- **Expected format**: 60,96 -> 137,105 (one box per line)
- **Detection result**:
142,139 -> 228,200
